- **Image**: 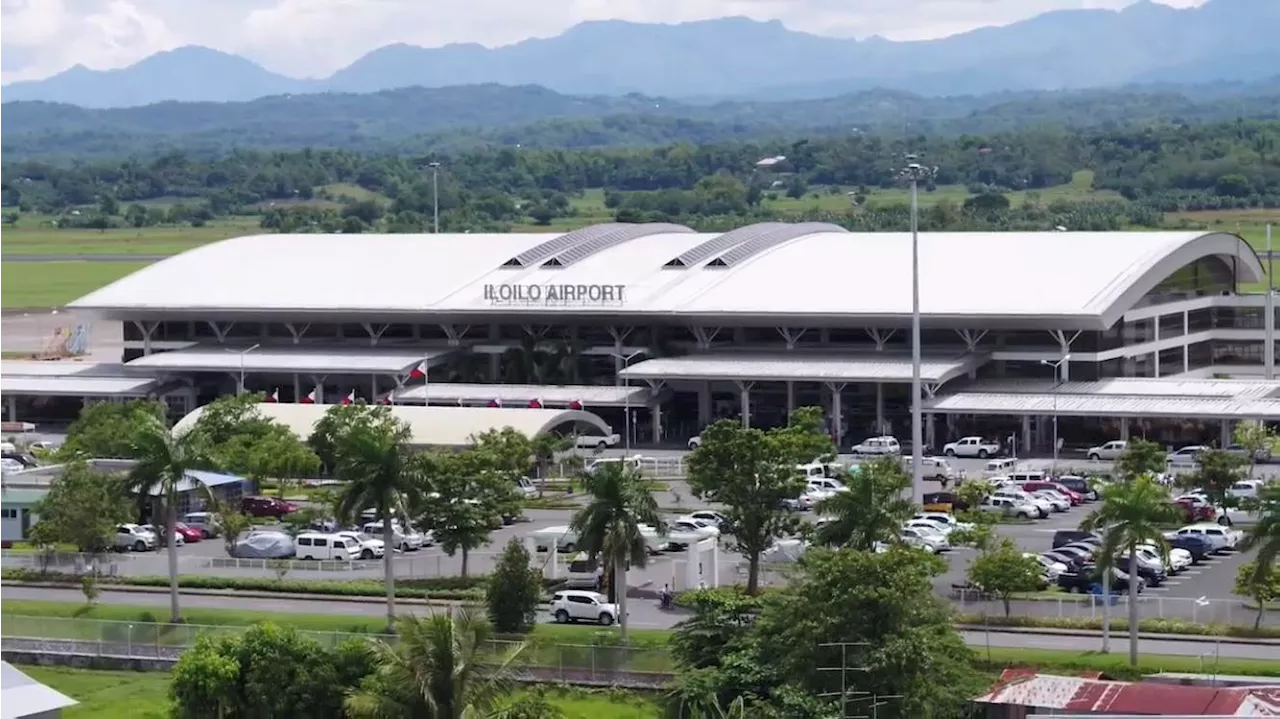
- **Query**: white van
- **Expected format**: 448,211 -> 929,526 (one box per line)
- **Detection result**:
1009,471 -> 1046,484
984,458 -> 1018,475
295,532 -> 361,561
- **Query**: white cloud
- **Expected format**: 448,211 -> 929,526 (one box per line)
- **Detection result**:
1,0 -> 1212,82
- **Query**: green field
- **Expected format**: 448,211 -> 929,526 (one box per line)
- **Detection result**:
1,261 -> 151,309
0,216 -> 261,257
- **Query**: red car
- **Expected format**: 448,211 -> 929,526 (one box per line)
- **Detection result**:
1173,498 -> 1216,523
1022,481 -> 1082,506
240,495 -> 298,518
173,522 -> 203,543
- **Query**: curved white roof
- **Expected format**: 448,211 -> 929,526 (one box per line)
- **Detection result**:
171,403 -> 614,447
69,227 -> 1263,330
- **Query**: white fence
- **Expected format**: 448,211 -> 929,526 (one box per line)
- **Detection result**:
950,587 -> 1278,627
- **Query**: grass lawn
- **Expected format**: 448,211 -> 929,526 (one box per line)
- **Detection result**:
1,217 -> 261,257
20,666 -> 171,719
1,261 -> 151,308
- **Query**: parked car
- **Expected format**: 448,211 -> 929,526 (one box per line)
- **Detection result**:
295,532 -> 361,561
1043,550 -> 1089,572
1172,497 -> 1217,523
0,458 -> 24,475
1029,553 -> 1068,580
574,433 -> 621,450
1023,481 -> 1082,505
181,512 -> 222,538
1227,479 -> 1264,501
942,436 -> 1001,459
115,524 -> 158,552
1166,533 -> 1214,562
922,492 -> 969,513
1057,564 -> 1144,594
687,435 -> 701,450
850,436 -> 901,456
913,456 -> 959,483
1030,490 -> 1070,513
172,523 -> 203,543
670,516 -> 720,539
979,496 -> 1038,520
1169,523 -> 1242,553
1111,550 -> 1167,586
1054,476 -> 1098,501
336,530 -> 385,560
1225,444 -> 1272,462
1052,530 -> 1098,549
1135,543 -> 1192,574
550,590 -> 618,625
140,524 -> 184,548
1167,446 -> 1207,466
992,490 -> 1051,518
685,510 -> 728,529
240,495 -> 298,518
1086,440 -> 1127,461
912,512 -> 974,534
898,525 -> 949,553
361,520 -> 425,551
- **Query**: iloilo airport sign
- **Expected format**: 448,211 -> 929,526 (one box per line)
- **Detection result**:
483,283 -> 626,305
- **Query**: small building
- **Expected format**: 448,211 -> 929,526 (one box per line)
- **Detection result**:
1,488 -> 50,544
0,661 -> 78,718
976,669 -> 1280,716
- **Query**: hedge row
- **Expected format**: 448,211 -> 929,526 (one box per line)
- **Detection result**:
957,612 -> 1280,639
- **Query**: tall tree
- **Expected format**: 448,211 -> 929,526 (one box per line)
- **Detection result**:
1240,483 -> 1280,584
1233,560 -> 1280,631
813,456 -> 915,550
330,404 -> 428,626
570,461 -> 663,640
1232,420 -> 1275,479
344,609 -> 525,719
128,414 -> 215,622
686,407 -> 833,594
486,538 -> 543,634
1113,438 -> 1167,481
27,461 -> 132,554
1190,449 -> 1246,513
415,451 -> 503,578
58,399 -> 166,460
966,537 -> 1045,617
1080,475 -> 1180,665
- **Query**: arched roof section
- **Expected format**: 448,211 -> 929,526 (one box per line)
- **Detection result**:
1092,231 -> 1264,328
172,404 -> 614,447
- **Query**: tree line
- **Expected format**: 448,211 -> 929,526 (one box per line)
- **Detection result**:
2,119 -> 1277,235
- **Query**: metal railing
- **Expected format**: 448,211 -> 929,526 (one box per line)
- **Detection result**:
950,588 -> 1278,628
0,616 -> 675,686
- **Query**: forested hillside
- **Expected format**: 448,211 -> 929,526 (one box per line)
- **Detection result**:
3,120 -> 1276,236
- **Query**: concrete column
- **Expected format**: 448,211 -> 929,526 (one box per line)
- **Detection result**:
613,338 -> 624,386
698,383 -> 712,427
1021,416 -> 1032,459
786,381 -> 796,414
709,541 -> 720,588
737,381 -> 752,428
652,401 -> 664,443
1221,420 -> 1231,448
1153,321 -> 1161,378
1120,417 -> 1130,441
925,413 -> 936,451
293,374 -> 301,402
6,396 -> 16,421
371,375 -> 378,400
1183,310 -> 1191,374
875,383 -> 885,435
685,542 -> 700,589
829,383 -> 845,447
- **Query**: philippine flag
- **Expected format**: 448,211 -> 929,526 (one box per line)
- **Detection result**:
341,390 -> 357,406
379,396 -> 394,405
408,361 -> 428,380
527,398 -> 543,409
300,389 -> 317,404
265,389 -> 279,403
487,398 -> 502,408
568,399 -> 584,410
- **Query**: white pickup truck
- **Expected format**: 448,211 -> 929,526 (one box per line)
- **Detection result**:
942,436 -> 1001,459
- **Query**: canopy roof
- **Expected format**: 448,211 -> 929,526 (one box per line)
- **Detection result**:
1,661 -> 78,718
67,228 -> 1264,330
126,345 -> 453,375
0,360 -> 156,397
172,403 -> 615,447
619,353 -> 986,385
390,383 -> 650,407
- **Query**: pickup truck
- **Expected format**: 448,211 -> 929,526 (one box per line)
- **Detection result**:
942,436 -> 1001,459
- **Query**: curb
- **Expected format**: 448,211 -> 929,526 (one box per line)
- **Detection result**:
954,623 -> 1280,646
5,582 -> 478,608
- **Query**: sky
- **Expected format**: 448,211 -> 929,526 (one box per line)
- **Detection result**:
1,0 -> 1209,84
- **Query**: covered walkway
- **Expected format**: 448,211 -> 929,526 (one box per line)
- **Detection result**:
0,360 -> 161,422
172,403 -> 617,448
389,382 -> 649,408
618,352 -> 987,445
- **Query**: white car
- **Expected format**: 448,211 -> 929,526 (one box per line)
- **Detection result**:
912,513 -> 974,534
686,510 -> 728,529
0,458 -> 25,475
1087,440 -> 1127,461
575,433 -> 621,450
1227,480 -> 1264,501
1226,444 -> 1273,462
993,490 -> 1051,518
670,516 -> 720,539
942,436 -> 1001,459
336,531 -> 385,560
898,526 -> 949,553
550,590 -> 619,626
979,496 -> 1040,520
1167,446 -> 1207,466
361,520 -> 425,551
1031,490 -> 1070,513
915,456 -> 958,483
688,435 -> 702,450
850,436 -> 900,456
1028,553 -> 1068,580
807,477 -> 848,494
1168,523 -> 1242,552
140,524 -> 184,548
1136,543 -> 1192,573
114,524 -> 158,552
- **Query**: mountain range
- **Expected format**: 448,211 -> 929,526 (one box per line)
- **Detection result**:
3,0 -> 1277,108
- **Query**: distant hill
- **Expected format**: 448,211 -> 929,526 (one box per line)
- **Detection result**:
3,0 -> 1277,107
4,81 -> 1278,161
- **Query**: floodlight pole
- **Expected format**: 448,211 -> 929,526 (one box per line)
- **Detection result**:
1266,223 -> 1274,380
226,344 -> 260,396
1040,354 -> 1071,473
610,349 -> 646,452
898,155 -> 934,505
429,162 -> 441,234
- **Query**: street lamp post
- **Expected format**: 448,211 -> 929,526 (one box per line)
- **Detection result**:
610,349 -> 647,452
1040,354 -> 1071,472
428,162 -> 441,234
225,344 -> 260,396
897,155 -> 937,504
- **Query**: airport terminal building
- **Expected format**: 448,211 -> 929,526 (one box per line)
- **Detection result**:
5,222 -> 1280,451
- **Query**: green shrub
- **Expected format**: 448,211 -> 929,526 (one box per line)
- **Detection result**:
955,612 -> 1280,639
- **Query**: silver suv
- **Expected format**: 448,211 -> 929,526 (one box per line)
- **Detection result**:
114,524 -> 158,552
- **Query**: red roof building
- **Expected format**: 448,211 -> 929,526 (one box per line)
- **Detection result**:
977,670 -> 1280,717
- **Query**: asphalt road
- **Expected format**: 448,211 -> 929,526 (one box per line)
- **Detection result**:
2,254 -> 172,262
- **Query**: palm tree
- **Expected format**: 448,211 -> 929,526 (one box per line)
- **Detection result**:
813,456 -> 914,550
1240,483 -> 1280,583
345,608 -> 525,719
1079,474 -> 1180,665
571,461 -> 664,641
128,414 -> 214,623
332,406 -> 427,627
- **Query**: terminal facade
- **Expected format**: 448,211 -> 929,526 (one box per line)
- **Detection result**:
5,223 -> 1279,452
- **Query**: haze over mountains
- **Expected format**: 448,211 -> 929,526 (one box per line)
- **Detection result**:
3,0 -> 1277,108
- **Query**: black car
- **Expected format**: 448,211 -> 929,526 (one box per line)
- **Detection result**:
1112,554 -> 1167,586
1167,534 -> 1213,562
1058,564 -> 1144,594
1052,530 -> 1099,549
1044,550 -> 1089,572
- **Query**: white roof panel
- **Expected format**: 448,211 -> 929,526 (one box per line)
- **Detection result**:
1,360 -> 131,377
125,345 -> 453,375
1,375 -> 157,396
391,383 -> 650,407
1,661 -> 78,718
66,229 -> 1263,329
172,403 -> 618,447
619,353 -> 985,384
958,378 -> 1280,400
925,392 -> 1280,419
